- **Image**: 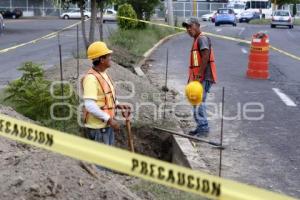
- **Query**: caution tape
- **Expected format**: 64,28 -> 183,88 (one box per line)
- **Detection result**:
119,16 -> 300,62
0,114 -> 296,200
1,16 -> 300,63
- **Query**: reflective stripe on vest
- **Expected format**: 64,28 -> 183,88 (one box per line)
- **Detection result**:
189,34 -> 217,83
82,68 -> 116,123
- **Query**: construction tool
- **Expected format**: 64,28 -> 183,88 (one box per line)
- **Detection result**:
219,87 -> 225,177
154,127 -> 225,150
122,109 -> 134,152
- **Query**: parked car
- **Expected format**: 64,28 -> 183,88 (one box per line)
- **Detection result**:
0,13 -> 4,33
0,8 -> 22,19
271,10 -> 294,29
215,8 -> 237,26
60,9 -> 91,19
239,11 -> 260,23
201,11 -> 217,21
100,9 -> 117,22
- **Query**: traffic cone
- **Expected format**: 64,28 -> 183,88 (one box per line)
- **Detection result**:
246,33 -> 270,79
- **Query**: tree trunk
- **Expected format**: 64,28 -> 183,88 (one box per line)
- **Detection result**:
80,5 -> 89,49
89,0 -> 97,44
98,9 -> 104,41
167,0 -> 174,26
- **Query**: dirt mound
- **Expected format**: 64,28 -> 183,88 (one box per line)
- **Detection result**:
44,59 -> 161,125
0,60 -> 178,200
0,58 -> 198,200
0,105 -> 142,200
44,59 -> 174,160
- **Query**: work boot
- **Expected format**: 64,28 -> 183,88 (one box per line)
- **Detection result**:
188,129 -> 198,136
188,129 -> 209,137
196,131 -> 209,137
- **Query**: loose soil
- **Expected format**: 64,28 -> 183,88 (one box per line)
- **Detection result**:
0,58 -> 201,200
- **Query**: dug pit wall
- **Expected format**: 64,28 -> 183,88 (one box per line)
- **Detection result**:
132,33 -> 208,170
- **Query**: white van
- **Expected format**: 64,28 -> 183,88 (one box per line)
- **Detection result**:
244,0 -> 273,19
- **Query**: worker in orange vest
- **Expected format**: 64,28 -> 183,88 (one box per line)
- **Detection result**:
182,17 -> 217,137
82,41 -> 130,147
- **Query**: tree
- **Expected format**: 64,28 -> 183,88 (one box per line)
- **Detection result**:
97,0 -> 115,40
292,0 -> 299,16
116,0 -> 160,21
61,0 -> 90,48
271,0 -> 300,7
61,0 -> 114,49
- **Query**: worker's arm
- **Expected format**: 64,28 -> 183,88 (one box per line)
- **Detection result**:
84,99 -> 120,132
197,49 -> 210,80
84,99 -> 110,122
196,36 -> 210,81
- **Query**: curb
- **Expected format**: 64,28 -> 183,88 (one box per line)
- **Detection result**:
133,31 -> 184,77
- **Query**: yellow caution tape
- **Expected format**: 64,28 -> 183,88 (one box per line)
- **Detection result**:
0,113 -> 296,200
1,16 -> 299,63
119,16 -> 300,62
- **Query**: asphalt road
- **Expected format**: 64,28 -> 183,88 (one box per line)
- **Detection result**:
147,22 -> 300,198
0,18 -> 117,88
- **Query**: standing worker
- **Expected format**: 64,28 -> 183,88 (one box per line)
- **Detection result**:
82,41 -> 130,147
182,18 -> 217,137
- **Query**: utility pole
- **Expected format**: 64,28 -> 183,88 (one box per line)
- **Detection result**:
167,0 -> 174,26
193,0 -> 197,17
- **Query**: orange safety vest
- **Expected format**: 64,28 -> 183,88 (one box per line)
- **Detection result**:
189,34 -> 217,83
82,68 -> 116,123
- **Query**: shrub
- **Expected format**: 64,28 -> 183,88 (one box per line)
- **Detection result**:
117,3 -> 138,30
4,62 -> 79,132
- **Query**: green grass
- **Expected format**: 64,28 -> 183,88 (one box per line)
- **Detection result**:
294,19 -> 300,25
130,180 -> 207,200
249,18 -> 300,25
249,19 -> 272,25
108,24 -> 180,59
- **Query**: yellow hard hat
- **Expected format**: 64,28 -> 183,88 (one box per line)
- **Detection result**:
87,41 -> 113,60
185,81 -> 203,106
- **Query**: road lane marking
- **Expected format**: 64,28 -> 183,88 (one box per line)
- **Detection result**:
238,27 -> 245,36
241,48 -> 248,54
216,28 -> 222,32
44,35 -> 57,40
0,20 -> 83,54
272,88 -> 297,107
4,19 -> 35,24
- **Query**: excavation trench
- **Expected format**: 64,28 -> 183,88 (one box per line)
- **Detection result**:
115,125 -> 173,162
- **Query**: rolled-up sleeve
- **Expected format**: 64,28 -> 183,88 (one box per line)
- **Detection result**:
198,36 -> 210,51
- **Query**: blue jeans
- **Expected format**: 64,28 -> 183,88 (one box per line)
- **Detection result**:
85,127 -> 115,146
193,80 -> 212,133
85,127 -> 115,171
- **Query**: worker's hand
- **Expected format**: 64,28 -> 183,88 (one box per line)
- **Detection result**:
107,118 -> 120,133
116,104 -> 131,110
